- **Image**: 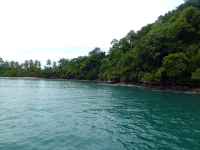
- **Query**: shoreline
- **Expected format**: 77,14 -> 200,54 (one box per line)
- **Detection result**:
0,76 -> 99,82
101,80 -> 200,94
0,77 -> 44,80
1,76 -> 200,94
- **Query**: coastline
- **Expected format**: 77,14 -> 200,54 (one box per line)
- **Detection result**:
0,77 -> 44,80
1,76 -> 200,94
0,76 -> 99,82
101,80 -> 200,94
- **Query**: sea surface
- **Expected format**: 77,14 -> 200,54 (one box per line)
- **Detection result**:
0,78 -> 200,150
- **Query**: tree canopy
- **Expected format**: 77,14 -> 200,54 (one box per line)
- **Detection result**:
1,0 -> 200,85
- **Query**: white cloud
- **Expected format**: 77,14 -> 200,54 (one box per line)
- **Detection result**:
0,0 -> 184,65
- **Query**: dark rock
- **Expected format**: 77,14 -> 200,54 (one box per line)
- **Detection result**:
183,86 -> 189,91
177,86 -> 183,91
102,80 -> 200,94
192,88 -> 200,93
158,86 -> 164,90
107,80 -> 112,84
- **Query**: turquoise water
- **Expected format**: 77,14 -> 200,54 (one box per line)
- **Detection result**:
0,78 -> 200,150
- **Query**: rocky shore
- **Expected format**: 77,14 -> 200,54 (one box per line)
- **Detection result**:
101,79 -> 200,94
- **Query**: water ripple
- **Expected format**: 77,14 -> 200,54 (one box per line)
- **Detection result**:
0,79 -> 200,150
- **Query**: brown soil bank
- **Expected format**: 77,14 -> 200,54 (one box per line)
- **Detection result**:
101,80 -> 200,94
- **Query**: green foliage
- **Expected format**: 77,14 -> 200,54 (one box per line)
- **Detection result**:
184,6 -> 196,23
60,73 -> 73,79
191,68 -> 200,80
141,69 -> 160,82
187,54 -> 200,73
138,71 -> 145,82
86,71 -> 94,80
0,57 -> 4,65
173,7 -> 198,43
184,44 -> 200,59
79,51 -> 106,79
101,67 -> 120,81
141,73 -> 153,82
46,59 -> 51,67
138,23 -> 178,71
38,68 -> 53,78
137,24 -> 153,39
156,67 -> 165,79
88,47 -> 101,56
191,11 -> 200,29
99,58 -> 111,79
125,30 -> 138,43
108,50 -> 124,66
0,57 -> 5,75
157,52 -> 189,80
49,76 -> 57,79
1,0 -> 200,86
17,69 -> 28,77
29,72 -> 36,77
3,70 -> 17,77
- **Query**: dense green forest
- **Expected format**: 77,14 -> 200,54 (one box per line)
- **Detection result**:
1,0 -> 200,85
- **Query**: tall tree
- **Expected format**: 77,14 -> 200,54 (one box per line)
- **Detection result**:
38,61 -> 41,69
10,61 -> 15,69
125,30 -> 138,43
52,61 -> 57,68
88,47 -> 101,55
0,57 -> 4,65
34,60 -> 38,69
46,59 -> 51,68
29,59 -> 34,72
24,60 -> 29,69
184,44 -> 200,59
14,62 -> 20,69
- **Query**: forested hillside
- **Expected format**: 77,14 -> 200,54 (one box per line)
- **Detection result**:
1,0 -> 200,85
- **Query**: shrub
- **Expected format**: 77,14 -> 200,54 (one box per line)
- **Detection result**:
3,70 -> 17,77
138,71 -> 145,81
191,68 -> 200,80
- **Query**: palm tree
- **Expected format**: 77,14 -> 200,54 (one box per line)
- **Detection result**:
24,60 -> 29,69
10,61 -> 15,69
4,61 -> 10,69
29,59 -> 34,72
0,57 -> 4,65
58,58 -> 67,67
0,58 -> 4,73
46,59 -> 51,68
184,44 -> 200,59
52,67 -> 59,77
38,61 -> 41,69
34,60 -> 38,69
14,62 -> 20,70
52,61 -> 57,68
20,63 -> 24,69
29,59 -> 33,66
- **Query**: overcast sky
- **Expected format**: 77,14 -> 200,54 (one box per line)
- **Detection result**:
0,0 -> 184,66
